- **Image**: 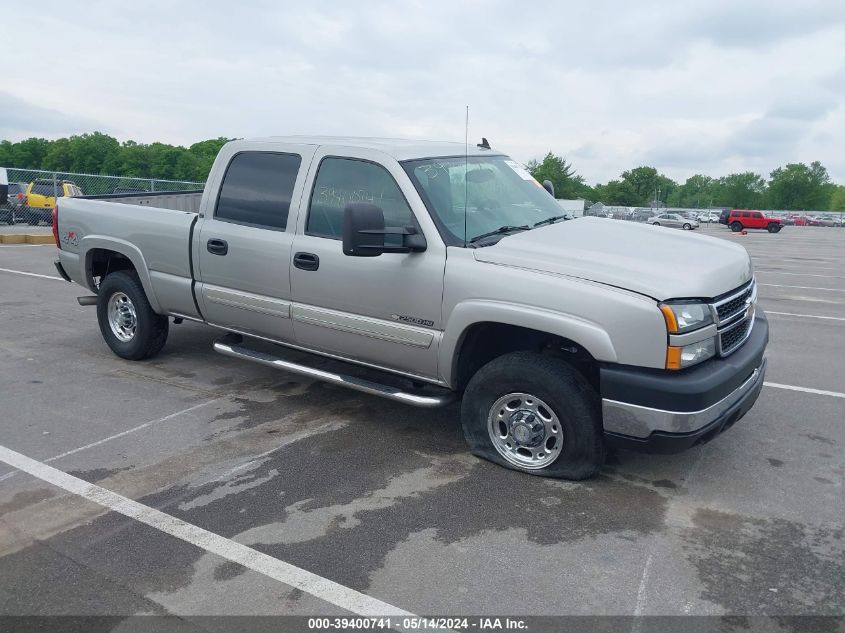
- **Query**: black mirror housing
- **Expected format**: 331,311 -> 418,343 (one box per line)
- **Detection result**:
343,203 -> 386,257
542,180 -> 555,197
343,203 -> 427,257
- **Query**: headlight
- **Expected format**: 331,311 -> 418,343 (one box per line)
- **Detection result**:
659,302 -> 713,333
666,337 -> 716,369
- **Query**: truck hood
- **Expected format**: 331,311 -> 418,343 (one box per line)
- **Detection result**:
473,217 -> 753,301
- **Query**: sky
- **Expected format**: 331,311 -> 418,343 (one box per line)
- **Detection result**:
3,0 -> 845,185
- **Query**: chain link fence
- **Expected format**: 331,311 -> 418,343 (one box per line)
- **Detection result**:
1,167 -> 204,226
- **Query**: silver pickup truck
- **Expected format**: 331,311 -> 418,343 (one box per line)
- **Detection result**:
53,136 -> 768,479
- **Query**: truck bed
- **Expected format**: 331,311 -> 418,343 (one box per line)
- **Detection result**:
56,195 -> 201,319
79,190 -> 204,213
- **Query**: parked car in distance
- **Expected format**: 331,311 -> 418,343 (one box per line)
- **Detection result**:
697,212 -> 720,223
726,210 -> 782,233
0,182 -> 29,225
718,209 -> 730,225
648,213 -> 699,230
25,179 -> 83,225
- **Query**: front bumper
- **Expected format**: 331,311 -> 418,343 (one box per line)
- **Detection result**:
601,311 -> 769,453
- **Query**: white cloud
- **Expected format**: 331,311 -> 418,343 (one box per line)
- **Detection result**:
3,0 -> 845,183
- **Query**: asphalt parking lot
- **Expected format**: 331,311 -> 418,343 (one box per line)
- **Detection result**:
0,225 -> 843,631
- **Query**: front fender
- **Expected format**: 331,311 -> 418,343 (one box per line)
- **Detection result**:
439,299 -> 617,387
79,236 -> 162,313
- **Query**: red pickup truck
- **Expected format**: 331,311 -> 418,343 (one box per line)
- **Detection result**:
727,210 -> 782,233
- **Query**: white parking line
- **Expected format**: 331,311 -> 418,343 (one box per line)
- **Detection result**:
0,266 -> 64,281
632,553 -> 654,619
0,443 -> 414,618
758,283 -> 845,293
0,399 -> 224,483
764,383 -> 845,399
766,311 -> 845,321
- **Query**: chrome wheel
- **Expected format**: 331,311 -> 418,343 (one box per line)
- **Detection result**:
487,392 -> 563,470
107,291 -> 137,342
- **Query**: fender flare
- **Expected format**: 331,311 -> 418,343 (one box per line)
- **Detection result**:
439,299 -> 617,386
80,236 -> 162,313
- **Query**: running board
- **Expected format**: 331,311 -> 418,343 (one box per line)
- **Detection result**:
213,333 -> 454,408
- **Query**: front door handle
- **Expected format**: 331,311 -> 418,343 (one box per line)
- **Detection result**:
207,238 -> 228,256
293,252 -> 319,271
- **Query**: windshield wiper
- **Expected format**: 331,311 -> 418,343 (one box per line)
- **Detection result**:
533,214 -> 568,228
468,225 -> 530,244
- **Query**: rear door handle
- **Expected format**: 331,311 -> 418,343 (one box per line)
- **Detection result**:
207,238 -> 228,256
293,252 -> 319,271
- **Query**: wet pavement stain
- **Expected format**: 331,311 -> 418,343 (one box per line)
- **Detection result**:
653,479 -> 679,489
133,400 -> 669,593
67,466 -> 131,482
767,458 -> 784,468
208,381 -> 361,434
212,561 -> 247,582
800,434 -> 836,446
0,489 -> 55,515
683,508 -> 844,614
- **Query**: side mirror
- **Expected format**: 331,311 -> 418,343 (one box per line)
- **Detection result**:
542,180 -> 555,197
342,203 -> 427,257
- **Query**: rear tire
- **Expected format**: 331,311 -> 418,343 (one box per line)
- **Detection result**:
730,221 -> 743,232
461,351 -> 604,480
97,271 -> 169,360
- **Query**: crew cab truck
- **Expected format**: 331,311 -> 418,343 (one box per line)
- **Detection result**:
53,137 -> 768,479
727,210 -> 782,233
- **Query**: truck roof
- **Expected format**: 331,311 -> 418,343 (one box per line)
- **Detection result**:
238,136 -> 503,161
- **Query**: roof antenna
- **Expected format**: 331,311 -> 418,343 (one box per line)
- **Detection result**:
477,137 -> 490,149
464,106 -> 469,247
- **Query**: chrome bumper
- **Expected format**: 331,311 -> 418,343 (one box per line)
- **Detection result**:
602,356 -> 767,438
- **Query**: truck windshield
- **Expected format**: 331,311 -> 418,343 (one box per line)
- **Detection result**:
404,156 -> 565,245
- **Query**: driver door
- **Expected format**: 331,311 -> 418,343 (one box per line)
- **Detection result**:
289,148 -> 446,380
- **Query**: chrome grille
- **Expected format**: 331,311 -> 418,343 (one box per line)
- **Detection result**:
710,280 -> 756,357
719,317 -> 752,355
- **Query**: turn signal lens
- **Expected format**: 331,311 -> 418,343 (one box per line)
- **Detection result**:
659,302 -> 713,333
660,304 -> 679,333
666,346 -> 682,370
666,338 -> 717,370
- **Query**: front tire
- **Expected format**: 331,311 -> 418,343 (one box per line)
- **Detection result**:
97,271 -> 169,360
683,223 -> 692,230
768,223 -> 781,233
461,351 -> 604,479
652,222 -> 660,226
730,221 -> 743,232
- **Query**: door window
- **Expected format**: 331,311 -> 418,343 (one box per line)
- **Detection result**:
215,152 -> 301,230
306,158 -> 413,240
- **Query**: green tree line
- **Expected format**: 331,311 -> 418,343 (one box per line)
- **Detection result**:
0,132 -> 230,183
2,135 -> 843,210
528,152 -> 845,211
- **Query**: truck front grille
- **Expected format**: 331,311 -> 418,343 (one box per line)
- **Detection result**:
710,280 -> 756,357
715,284 -> 753,323
719,317 -> 752,356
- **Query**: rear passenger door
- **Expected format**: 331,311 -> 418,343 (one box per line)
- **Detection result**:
196,145 -> 315,342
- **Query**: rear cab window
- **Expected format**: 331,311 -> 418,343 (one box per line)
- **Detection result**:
215,152 -> 302,230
